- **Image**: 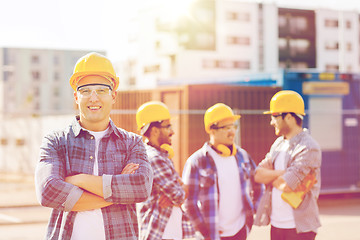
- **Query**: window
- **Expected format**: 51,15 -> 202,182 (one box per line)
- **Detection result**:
54,72 -> 60,81
278,15 -> 287,28
325,42 -> 339,50
346,20 -> 351,29
346,43 -> 352,51
309,97 -> 342,150
226,12 -> 237,20
325,19 -> 338,28
234,61 -> 250,69
292,62 -> 308,69
278,38 -> 287,51
144,64 -> 160,73
226,36 -> 250,46
202,59 -> 250,69
289,39 -> 310,56
289,16 -> 308,33
129,76 -> 136,86
226,11 -> 250,21
31,55 -> 40,64
32,71 -> 41,80
202,59 -> 217,68
325,64 -> 339,71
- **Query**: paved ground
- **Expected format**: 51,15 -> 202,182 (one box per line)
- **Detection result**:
1,173 -> 360,240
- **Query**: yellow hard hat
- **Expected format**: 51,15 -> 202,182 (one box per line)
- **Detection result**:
264,90 -> 305,115
204,103 -> 240,133
69,52 -> 119,91
136,101 -> 171,132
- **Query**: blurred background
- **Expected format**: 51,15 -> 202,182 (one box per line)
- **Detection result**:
0,0 -> 360,239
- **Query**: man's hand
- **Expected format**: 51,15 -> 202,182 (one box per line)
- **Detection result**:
177,178 -> 189,199
121,163 -> 139,174
272,176 -> 292,192
158,194 -> 173,208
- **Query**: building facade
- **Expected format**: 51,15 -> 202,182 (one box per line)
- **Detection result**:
0,48 -> 99,116
120,0 -> 360,89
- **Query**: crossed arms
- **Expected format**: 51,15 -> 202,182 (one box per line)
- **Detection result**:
254,167 -> 291,192
35,134 -> 153,213
65,163 -> 139,211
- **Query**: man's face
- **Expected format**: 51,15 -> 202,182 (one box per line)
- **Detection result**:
157,119 -> 174,146
270,113 -> 290,137
211,118 -> 238,146
74,75 -> 117,131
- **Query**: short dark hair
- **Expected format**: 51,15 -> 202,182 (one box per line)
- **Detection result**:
281,112 -> 302,126
143,121 -> 162,138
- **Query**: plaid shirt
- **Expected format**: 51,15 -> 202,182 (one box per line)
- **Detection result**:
137,144 -> 195,240
182,143 -> 263,240
254,129 -> 322,233
35,117 -> 153,240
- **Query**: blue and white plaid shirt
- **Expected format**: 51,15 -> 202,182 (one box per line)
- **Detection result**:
137,144 -> 195,240
35,117 -> 153,240
182,142 -> 263,240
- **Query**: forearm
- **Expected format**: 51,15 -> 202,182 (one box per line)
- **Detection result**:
71,191 -> 113,212
66,174 -> 104,197
254,167 -> 285,184
272,175 -> 292,192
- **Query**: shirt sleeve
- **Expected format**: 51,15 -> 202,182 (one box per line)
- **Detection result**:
35,134 -> 84,212
151,155 -> 185,205
283,143 -> 321,191
103,136 -> 153,204
182,156 -> 211,238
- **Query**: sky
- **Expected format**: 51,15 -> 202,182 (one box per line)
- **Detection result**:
0,0 -> 360,62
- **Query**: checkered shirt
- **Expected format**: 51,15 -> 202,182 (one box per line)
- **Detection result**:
137,144 -> 195,240
182,142 -> 263,240
35,117 -> 153,240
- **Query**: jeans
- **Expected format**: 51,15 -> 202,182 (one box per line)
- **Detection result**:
220,225 -> 247,240
271,226 -> 316,240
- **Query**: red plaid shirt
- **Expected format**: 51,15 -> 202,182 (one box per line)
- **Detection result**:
137,144 -> 195,240
35,117 -> 153,240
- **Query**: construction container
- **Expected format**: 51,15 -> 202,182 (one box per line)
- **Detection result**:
111,84 -> 281,174
282,71 -> 360,194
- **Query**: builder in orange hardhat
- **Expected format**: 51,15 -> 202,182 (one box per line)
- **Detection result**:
182,103 -> 263,240
136,101 -> 195,240
35,52 -> 153,239
254,90 -> 322,240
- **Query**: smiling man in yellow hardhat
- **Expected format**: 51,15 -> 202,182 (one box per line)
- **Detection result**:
35,52 -> 153,240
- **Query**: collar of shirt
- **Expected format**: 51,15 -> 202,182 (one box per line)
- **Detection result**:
71,116 -> 122,139
288,128 -> 309,148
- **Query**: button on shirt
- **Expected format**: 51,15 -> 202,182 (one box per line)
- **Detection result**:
35,117 -> 153,240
